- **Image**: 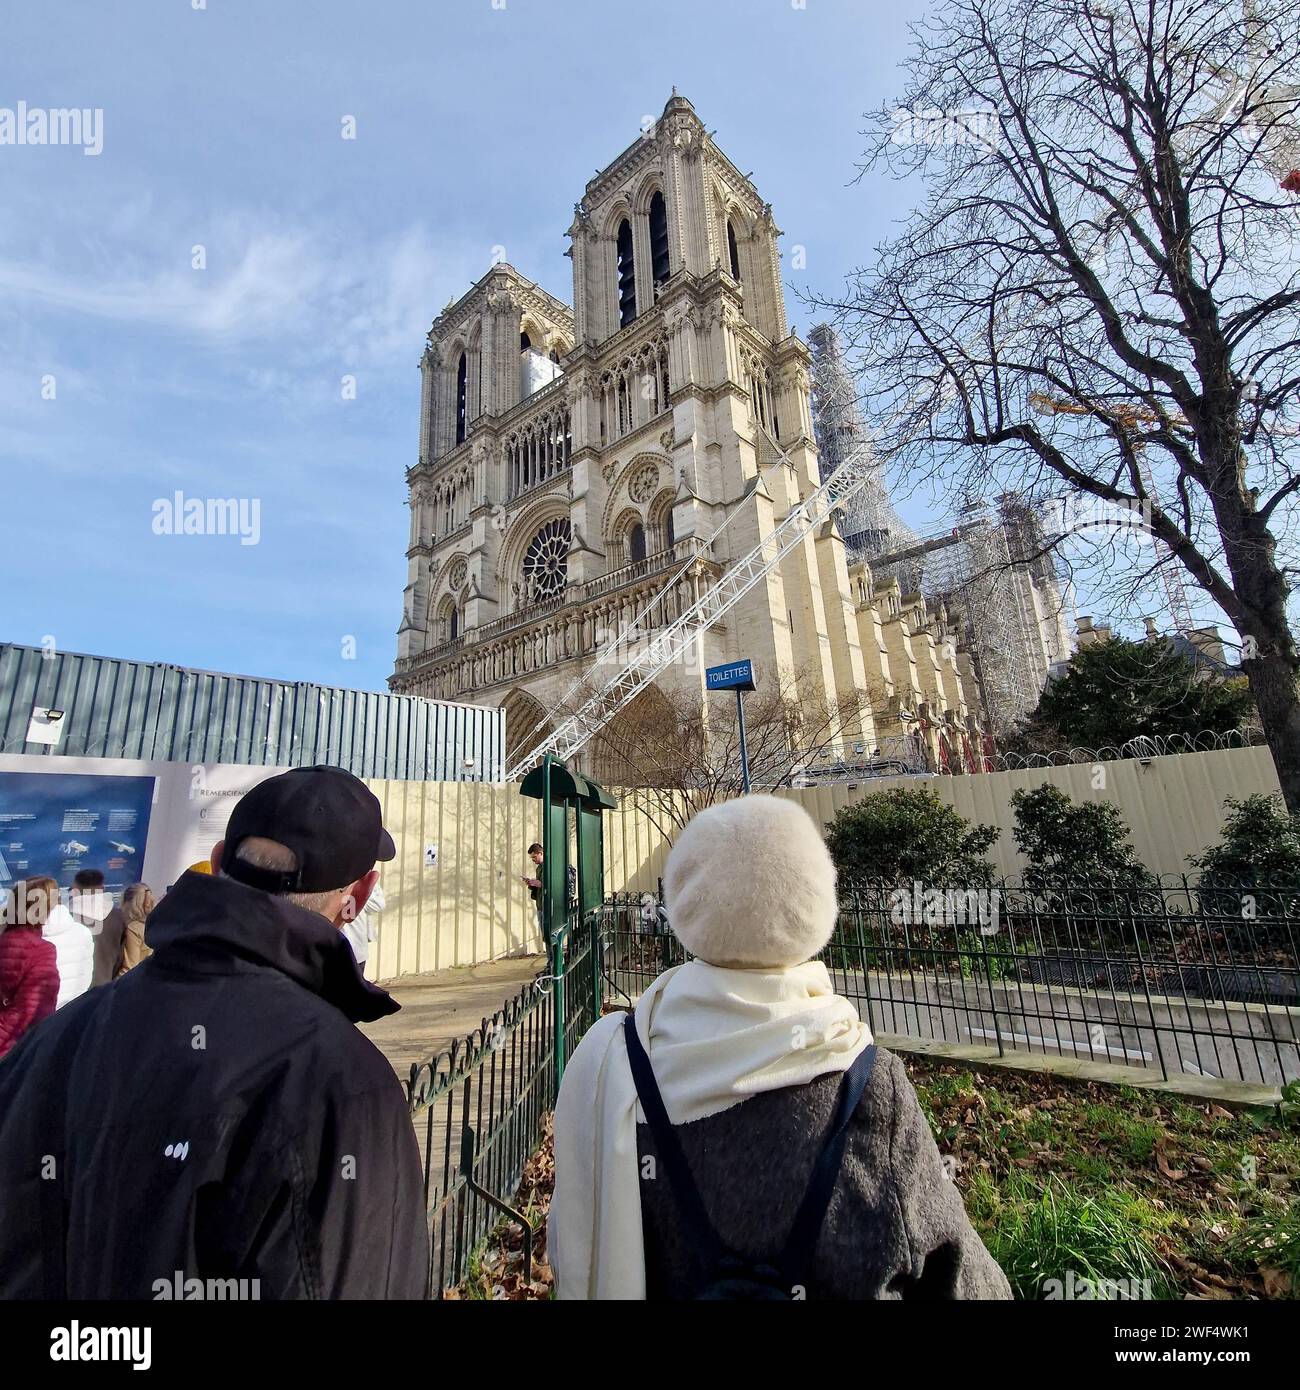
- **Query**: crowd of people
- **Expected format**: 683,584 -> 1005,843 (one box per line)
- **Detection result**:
0,765 -> 1006,1300
0,846 -> 386,1064
0,869 -> 155,1059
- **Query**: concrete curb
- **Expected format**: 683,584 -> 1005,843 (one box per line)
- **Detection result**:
883,1034 -> 1284,1109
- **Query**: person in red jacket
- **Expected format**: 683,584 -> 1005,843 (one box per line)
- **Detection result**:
0,878 -> 61,1059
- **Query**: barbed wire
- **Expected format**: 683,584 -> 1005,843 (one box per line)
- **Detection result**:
782,727 -> 1262,784
990,728 -> 1263,772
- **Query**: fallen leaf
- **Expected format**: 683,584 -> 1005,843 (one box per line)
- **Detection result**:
1156,1141 -> 1187,1181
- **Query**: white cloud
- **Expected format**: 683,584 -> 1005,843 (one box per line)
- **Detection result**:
0,209 -> 483,370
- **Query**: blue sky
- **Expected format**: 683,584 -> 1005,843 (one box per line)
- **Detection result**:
3,0 -> 967,693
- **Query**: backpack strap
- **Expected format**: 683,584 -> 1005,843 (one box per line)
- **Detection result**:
777,1042 -> 877,1290
622,1011 -> 725,1270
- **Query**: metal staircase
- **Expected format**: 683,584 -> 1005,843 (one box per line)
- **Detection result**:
503,429 -> 878,780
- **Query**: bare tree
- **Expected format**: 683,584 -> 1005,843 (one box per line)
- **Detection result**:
584,681 -> 877,843
810,0 -> 1300,808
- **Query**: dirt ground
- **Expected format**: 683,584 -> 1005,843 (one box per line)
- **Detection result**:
359,955 -> 544,1078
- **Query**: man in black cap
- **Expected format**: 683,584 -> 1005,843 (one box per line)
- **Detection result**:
0,765 -> 429,1300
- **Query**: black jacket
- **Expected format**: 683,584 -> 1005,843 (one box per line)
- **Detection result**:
0,871 -> 428,1300
91,906 -> 126,987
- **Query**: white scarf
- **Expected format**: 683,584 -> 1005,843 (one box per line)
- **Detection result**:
548,958 -> 872,1300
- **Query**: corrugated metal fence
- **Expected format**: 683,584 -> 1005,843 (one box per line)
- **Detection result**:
601,746 -> 1285,894
0,643 -> 503,782
362,746 -> 1283,978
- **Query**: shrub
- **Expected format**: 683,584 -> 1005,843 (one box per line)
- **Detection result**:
824,786 -> 998,888
1009,784 -> 1161,951
1190,794 -> 1300,943
1010,784 -> 1155,892
1016,637 -> 1254,749
1191,793 -> 1300,904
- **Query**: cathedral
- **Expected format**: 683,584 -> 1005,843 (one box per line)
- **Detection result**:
390,93 -> 1000,779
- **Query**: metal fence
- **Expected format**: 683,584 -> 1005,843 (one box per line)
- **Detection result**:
593,880 -> 1300,1088
403,912 -> 597,1297
404,878 -> 1299,1295
0,641 -> 504,780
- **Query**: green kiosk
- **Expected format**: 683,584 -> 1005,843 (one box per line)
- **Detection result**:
519,755 -> 617,1080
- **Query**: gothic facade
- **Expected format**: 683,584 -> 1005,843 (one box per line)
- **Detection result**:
391,93 -> 990,776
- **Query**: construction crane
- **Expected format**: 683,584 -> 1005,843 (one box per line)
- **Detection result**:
1028,391 -> 1198,634
856,522 -> 981,573
1195,1 -> 1300,196
502,431 -> 877,781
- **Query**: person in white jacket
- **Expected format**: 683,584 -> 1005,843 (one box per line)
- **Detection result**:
40,887 -> 95,1009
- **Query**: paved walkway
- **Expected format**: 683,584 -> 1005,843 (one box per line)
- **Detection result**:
359,956 -> 544,1078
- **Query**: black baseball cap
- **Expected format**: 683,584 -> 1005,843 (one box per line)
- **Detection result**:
220,765 -> 396,894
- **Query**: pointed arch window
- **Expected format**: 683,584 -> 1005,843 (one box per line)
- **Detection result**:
455,352 -> 468,445
616,218 -> 637,328
449,606 -> 459,641
649,191 -> 670,291
727,220 -> 741,282
629,522 -> 647,564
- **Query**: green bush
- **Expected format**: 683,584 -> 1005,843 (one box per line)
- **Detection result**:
824,786 -> 999,888
1190,794 -> 1300,928
1010,784 -> 1156,892
1014,637 -> 1254,750
1008,785 -> 1162,950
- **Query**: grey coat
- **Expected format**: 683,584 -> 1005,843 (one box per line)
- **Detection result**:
636,1046 -> 1012,1299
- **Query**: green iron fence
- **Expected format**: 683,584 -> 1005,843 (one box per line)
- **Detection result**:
405,877 -> 1300,1295
594,879 -> 1300,1088
404,909 -> 600,1297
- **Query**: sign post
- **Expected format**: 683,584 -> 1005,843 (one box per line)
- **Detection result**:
705,658 -> 757,795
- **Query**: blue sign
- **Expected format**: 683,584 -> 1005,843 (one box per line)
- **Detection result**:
706,658 -> 756,692
0,771 -> 155,897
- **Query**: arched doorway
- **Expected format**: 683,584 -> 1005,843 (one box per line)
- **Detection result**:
589,685 -> 679,788
502,687 -> 556,776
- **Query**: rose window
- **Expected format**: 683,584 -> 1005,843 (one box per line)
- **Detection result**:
522,519 -> 571,601
629,463 -> 659,503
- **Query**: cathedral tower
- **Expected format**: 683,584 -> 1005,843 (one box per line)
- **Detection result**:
392,93 -> 878,775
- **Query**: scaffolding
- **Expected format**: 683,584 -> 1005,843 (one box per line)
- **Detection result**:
921,505 -> 1039,730
809,326 -> 924,592
810,326 -> 1070,732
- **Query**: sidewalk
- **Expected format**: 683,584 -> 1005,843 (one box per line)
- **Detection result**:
359,955 -> 544,1079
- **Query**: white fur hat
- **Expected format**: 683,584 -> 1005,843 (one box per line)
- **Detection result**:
662,794 -> 838,969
